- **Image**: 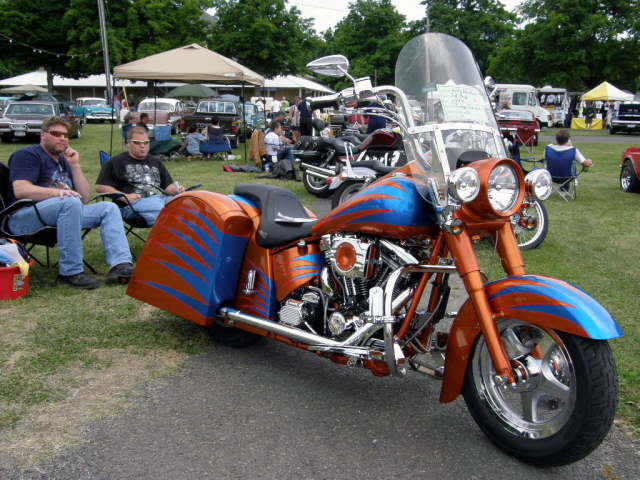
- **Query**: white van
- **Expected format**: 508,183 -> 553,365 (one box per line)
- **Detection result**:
537,86 -> 570,127
495,84 -> 552,127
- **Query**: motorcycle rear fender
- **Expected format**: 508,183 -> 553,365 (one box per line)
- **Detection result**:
439,274 -> 622,403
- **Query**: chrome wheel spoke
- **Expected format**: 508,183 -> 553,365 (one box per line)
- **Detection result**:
520,391 -> 541,423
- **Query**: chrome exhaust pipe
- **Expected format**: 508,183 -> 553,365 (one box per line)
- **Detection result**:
218,307 -> 378,348
300,163 -> 336,176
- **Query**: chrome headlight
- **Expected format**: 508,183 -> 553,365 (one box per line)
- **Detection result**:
448,167 -> 480,203
488,164 -> 519,213
525,169 -> 552,200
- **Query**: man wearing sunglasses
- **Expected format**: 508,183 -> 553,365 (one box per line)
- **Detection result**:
7,117 -> 134,289
95,126 -> 184,226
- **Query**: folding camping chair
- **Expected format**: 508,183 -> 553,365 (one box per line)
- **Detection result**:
200,127 -> 230,161
543,145 -> 581,201
0,161 -> 96,272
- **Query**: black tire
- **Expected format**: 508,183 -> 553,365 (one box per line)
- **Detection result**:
208,322 -> 263,348
620,160 -> 640,193
331,181 -> 365,209
1,134 -> 12,143
609,128 -> 616,135
513,200 -> 548,250
231,138 -> 238,149
303,170 -> 332,198
463,320 -> 617,466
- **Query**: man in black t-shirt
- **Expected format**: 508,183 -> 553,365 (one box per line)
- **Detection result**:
96,126 -> 184,226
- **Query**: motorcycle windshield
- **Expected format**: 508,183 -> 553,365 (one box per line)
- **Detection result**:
395,33 -> 505,208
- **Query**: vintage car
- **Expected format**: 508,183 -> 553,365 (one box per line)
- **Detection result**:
182,98 -> 242,148
610,103 -> 640,135
0,101 -> 82,143
132,98 -> 187,134
495,109 -> 540,146
73,97 -> 115,123
620,146 -> 640,193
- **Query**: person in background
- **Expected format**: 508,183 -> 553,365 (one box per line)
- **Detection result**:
7,116 -> 133,289
296,96 -> 312,137
545,129 -> 593,168
181,125 -> 207,157
280,96 -> 289,114
96,126 -> 184,227
263,120 -> 294,174
288,98 -> 300,142
271,96 -> 281,119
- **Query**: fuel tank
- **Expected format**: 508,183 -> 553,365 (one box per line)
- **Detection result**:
127,191 -> 253,327
312,173 -> 437,238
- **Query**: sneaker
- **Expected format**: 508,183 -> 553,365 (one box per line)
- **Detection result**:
58,272 -> 99,290
106,263 -> 134,285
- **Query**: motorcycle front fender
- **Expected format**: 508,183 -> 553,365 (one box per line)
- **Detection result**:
439,274 -> 623,403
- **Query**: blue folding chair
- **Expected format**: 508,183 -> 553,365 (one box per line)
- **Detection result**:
200,126 -> 230,161
544,145 -> 580,201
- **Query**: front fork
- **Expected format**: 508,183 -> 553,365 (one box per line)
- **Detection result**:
445,222 -> 525,383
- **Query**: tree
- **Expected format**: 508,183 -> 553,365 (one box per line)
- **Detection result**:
0,0 -> 78,90
418,0 -> 518,74
322,0 -> 409,90
0,0 -> 214,90
63,0 -> 215,77
207,0 -> 319,77
488,0 -> 640,91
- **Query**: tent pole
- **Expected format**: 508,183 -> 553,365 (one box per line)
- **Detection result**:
242,81 -> 247,163
109,74 -> 115,156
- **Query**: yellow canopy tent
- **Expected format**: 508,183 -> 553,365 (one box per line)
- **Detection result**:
581,81 -> 633,102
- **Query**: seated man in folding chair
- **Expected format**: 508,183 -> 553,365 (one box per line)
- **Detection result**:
7,116 -> 134,289
544,130 -> 593,199
95,126 -> 184,227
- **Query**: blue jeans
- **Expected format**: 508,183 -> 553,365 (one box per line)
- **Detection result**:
8,196 -> 132,276
277,147 -> 294,162
121,195 -> 172,226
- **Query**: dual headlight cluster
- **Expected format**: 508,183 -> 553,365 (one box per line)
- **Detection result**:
448,164 -> 552,214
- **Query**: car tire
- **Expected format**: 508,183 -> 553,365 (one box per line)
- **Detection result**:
1,134 -> 12,143
620,160 -> 640,193
609,128 -> 616,135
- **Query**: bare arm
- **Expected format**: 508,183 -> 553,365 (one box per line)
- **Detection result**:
12,180 -> 80,201
63,147 -> 90,203
95,184 -> 142,204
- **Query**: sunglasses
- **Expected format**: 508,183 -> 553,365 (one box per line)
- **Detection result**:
47,130 -> 70,138
131,139 -> 151,145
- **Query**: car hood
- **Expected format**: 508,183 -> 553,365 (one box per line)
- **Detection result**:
1,114 -> 46,122
85,106 -> 113,112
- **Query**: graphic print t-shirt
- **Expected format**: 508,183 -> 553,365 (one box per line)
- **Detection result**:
96,153 -> 173,197
8,145 -> 74,205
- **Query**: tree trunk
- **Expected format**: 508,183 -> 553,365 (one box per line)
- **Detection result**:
46,69 -> 54,94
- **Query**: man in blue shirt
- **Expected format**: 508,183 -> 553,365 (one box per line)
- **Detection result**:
8,116 -> 133,289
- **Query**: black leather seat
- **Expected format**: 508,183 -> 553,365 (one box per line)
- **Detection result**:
233,184 -> 317,248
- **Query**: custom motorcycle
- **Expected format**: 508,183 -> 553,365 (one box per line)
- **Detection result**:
296,127 -> 405,198
128,33 -> 621,466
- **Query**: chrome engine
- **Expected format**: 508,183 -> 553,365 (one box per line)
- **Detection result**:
276,233 -> 428,340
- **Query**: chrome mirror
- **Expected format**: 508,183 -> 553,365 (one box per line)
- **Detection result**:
306,55 -> 350,77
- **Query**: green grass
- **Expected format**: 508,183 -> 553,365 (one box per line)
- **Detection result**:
0,125 -> 639,436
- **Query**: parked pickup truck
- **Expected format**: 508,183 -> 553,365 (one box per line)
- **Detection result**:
181,98 -> 242,148
0,101 -> 82,143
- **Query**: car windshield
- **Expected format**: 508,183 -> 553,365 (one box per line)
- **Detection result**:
394,33 -> 505,205
6,104 -> 54,115
619,104 -> 640,114
83,99 -> 106,106
196,101 -> 237,114
496,110 -> 534,121
139,102 -> 172,111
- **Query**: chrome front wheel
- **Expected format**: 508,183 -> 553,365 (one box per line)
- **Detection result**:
463,319 -> 617,466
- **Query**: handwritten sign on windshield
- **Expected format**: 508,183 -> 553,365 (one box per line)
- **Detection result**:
437,85 -> 488,124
